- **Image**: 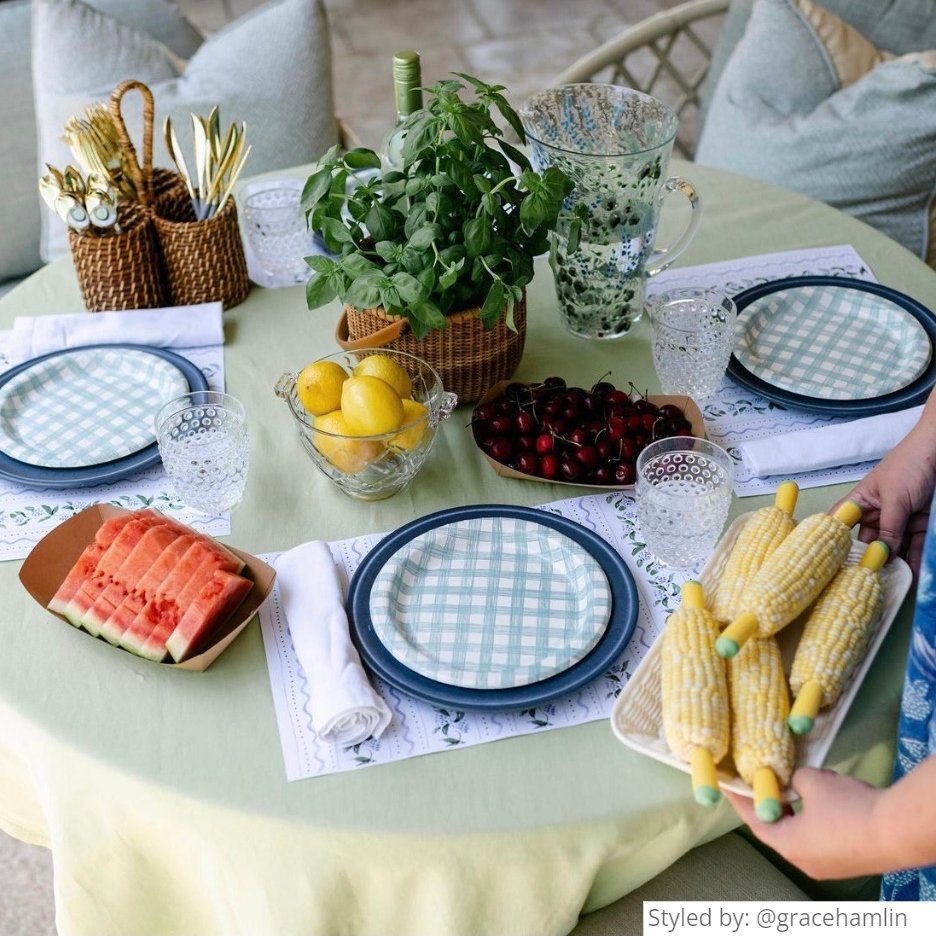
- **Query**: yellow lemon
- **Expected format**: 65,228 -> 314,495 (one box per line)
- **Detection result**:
313,410 -> 385,474
340,375 -> 405,436
296,360 -> 349,416
352,355 -> 413,399
390,399 -> 429,451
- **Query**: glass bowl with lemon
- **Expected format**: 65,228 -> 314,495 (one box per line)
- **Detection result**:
275,350 -> 457,500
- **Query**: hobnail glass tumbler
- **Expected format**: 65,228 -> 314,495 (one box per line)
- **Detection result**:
156,391 -> 249,514
635,436 -> 734,569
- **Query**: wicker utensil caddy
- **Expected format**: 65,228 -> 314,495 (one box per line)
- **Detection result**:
335,290 -> 527,403
68,79 -> 249,312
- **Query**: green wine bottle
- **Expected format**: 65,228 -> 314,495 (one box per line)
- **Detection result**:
381,50 -> 423,170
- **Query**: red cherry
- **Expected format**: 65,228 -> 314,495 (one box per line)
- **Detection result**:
593,465 -> 613,484
489,416 -> 514,436
625,415 -> 643,434
518,434 -> 536,451
560,460 -> 582,482
633,432 -> 648,449
641,412 -> 658,433
596,439 -> 614,462
619,437 -> 637,461
604,390 -> 630,406
568,427 -> 589,447
473,403 -> 497,423
657,404 -> 684,420
615,462 -> 636,484
535,433 -> 555,455
515,452 -> 539,475
489,437 -> 514,462
575,445 -> 599,470
540,453 -> 559,479
607,417 -> 626,441
632,399 -> 658,414
676,427 -> 694,437
515,411 -> 536,434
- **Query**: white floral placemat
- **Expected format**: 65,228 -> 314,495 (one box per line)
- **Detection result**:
648,244 -> 888,497
0,339 -> 227,560
260,492 -> 690,782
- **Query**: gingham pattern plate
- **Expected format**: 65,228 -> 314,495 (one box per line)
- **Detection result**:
0,347 -> 189,468
368,516 -> 613,689
734,284 -> 932,400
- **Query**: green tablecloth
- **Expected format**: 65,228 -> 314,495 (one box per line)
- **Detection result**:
1,161 -> 933,936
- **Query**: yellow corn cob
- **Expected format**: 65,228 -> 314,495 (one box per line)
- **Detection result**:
713,480 -> 799,623
661,581 -> 729,806
728,635 -> 795,822
788,540 -> 889,735
716,500 -> 862,658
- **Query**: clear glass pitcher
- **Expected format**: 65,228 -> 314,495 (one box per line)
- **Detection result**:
519,84 -> 702,340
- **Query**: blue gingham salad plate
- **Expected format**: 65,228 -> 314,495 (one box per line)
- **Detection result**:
728,277 -> 936,416
0,344 -> 208,488
347,504 -> 639,711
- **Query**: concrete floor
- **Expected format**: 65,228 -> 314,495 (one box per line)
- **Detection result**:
1,2 -> 688,933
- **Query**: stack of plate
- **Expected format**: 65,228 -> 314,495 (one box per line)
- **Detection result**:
347,505 -> 639,711
0,343 -> 207,488
728,276 -> 936,416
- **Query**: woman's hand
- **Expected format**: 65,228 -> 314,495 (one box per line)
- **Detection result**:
724,768 -> 887,880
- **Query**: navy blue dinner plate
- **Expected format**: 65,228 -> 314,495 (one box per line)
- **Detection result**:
727,276 -> 936,416
0,343 -> 208,489
347,504 -> 639,711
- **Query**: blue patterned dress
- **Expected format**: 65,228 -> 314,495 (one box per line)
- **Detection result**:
881,494 -> 936,901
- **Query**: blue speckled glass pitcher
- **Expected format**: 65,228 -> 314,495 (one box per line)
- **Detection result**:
519,85 -> 701,340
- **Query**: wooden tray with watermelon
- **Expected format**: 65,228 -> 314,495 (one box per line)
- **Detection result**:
19,504 -> 275,671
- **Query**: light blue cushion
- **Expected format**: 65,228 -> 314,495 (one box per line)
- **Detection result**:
32,0 -> 339,262
696,0 -> 936,263
703,0 -> 936,123
0,0 -> 202,287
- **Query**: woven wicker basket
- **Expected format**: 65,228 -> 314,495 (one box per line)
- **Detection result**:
67,80 -> 170,312
153,185 -> 250,310
335,290 -> 527,403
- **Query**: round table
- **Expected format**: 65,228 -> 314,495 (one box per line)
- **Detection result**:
1,162 -> 933,936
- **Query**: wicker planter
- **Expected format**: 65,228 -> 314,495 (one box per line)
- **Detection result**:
335,290 -> 527,403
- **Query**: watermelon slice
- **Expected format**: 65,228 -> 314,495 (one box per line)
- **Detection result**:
163,569 -> 253,662
98,534 -> 196,646
148,511 -> 246,574
119,540 -> 243,659
82,524 -> 181,637
47,512 -> 141,615
62,516 -> 166,629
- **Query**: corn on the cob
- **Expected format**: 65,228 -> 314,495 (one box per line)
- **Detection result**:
787,540 -> 889,735
713,480 -> 799,623
728,635 -> 795,823
661,581 -> 729,806
716,500 -> 862,658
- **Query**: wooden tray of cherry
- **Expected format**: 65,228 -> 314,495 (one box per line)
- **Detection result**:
470,378 -> 704,489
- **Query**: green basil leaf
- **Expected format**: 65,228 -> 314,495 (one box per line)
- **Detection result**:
391,271 -> 424,303
408,300 -> 448,339
305,272 -> 338,309
306,255 -> 339,275
343,148 -> 382,170
300,167 -> 333,213
480,280 -> 505,328
463,216 -> 491,258
345,275 -> 383,309
342,253 -> 381,276
492,95 -> 527,143
321,217 -> 355,244
496,139 -> 531,172
407,224 -> 441,249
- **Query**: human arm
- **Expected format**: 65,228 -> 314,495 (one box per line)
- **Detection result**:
841,388 -> 936,574
724,756 -> 936,880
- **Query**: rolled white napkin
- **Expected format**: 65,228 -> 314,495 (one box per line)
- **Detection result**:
6,303 -> 224,365
276,540 -> 391,745
739,405 -> 924,477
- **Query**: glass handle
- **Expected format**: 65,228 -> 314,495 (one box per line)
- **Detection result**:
645,177 -> 702,278
274,372 -> 297,400
429,391 -> 458,428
